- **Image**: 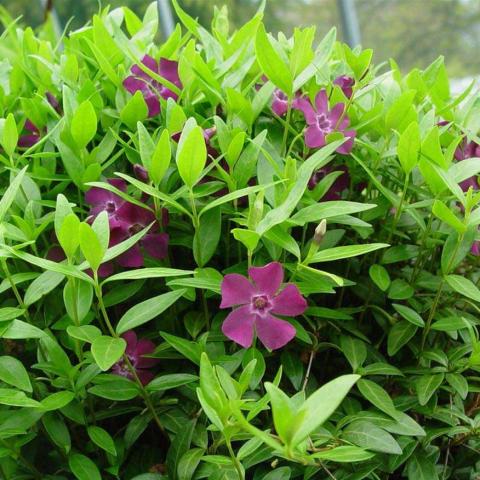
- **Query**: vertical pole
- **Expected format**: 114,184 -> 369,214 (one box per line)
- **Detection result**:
157,0 -> 175,39
337,0 -> 361,47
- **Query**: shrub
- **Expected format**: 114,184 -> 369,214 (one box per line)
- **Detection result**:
0,2 -> 479,479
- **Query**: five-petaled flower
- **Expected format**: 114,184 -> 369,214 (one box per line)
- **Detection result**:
220,262 -> 307,350
110,202 -> 169,268
112,331 -> 159,385
123,55 -> 182,117
294,90 -> 356,154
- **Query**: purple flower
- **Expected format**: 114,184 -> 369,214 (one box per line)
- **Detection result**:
272,89 -> 289,116
133,164 -> 149,183
220,262 -> 307,350
334,75 -> 355,99
111,203 -> 169,268
18,120 -> 41,148
308,165 -> 350,200
112,331 -> 159,385
46,92 -> 62,114
85,178 -> 127,223
293,90 -> 356,154
471,241 -> 480,256
454,140 -> 480,192
123,55 -> 182,117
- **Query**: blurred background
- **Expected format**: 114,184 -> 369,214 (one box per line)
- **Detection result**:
1,0 -> 479,82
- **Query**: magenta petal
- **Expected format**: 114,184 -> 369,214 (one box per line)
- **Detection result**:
293,96 -> 317,124
471,241 -> 480,256
137,369 -> 155,385
118,244 -> 144,268
336,130 -> 356,155
249,262 -> 283,296
305,126 -> 326,149
123,76 -> 149,94
143,233 -> 169,260
256,314 -> 296,350
123,331 -> 138,353
159,58 -> 181,86
221,305 -> 256,348
135,339 -> 158,368
18,134 -> 40,148
144,92 -> 161,117
98,261 -> 114,278
84,187 -> 113,206
108,178 -> 127,192
46,246 -> 66,262
220,274 -> 255,308
329,103 -> 345,126
272,98 -> 288,116
272,284 -> 307,316
315,90 -> 329,114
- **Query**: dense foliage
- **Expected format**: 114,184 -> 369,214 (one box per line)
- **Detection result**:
0,2 -> 480,479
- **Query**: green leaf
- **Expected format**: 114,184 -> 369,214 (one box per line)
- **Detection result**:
385,90 -> 417,133
150,129 -> 171,185
369,264 -> 390,291
0,356 -> 32,392
357,379 -> 398,419
432,199 -> 466,233
24,270 -> 65,306
387,321 -> 417,356
176,120 -> 207,188
194,206 -> 221,267
446,274 -> 480,302
147,374 -> 198,392
161,332 -> 202,365
79,223 -> 103,272
0,166 -> 27,222
91,336 -> 126,371
121,91 -> 148,130
342,420 -> 402,454
291,374 -> 360,445
255,24 -> 292,95
40,391 -> 75,411
291,200 -> 376,225
0,388 -> 41,408
257,141 -> 342,235
166,419 -> 197,480
58,213 -> 80,259
1,319 -> 46,339
310,243 -> 389,263
416,373 -> 444,405
312,446 -> 375,463
102,267 -> 193,284
446,373 -> 469,400
397,121 -> 420,174
388,279 -> 414,300
69,453 -> 101,480
67,325 -> 102,343
87,426 -> 117,456
89,378 -> 139,401
232,229 -> 260,252
406,452 -> 439,480
340,336 -> 367,372
71,101 -> 97,149
264,383 -> 296,445
1,113 -> 18,157
177,448 -> 205,480
116,289 -> 186,335
392,303 -> 425,327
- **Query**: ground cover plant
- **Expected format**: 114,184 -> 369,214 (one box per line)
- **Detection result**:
0,1 -> 480,478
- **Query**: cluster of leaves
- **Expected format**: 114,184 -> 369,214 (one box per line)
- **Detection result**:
0,1 -> 480,479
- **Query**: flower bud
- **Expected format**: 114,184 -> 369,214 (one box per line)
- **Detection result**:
313,219 -> 327,246
133,164 -> 149,183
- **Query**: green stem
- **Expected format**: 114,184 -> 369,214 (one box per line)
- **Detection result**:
1,259 -> 30,321
94,279 -> 168,439
225,436 -> 244,480
281,99 -> 293,158
421,233 -> 464,351
386,174 -> 409,245
0,439 -> 42,479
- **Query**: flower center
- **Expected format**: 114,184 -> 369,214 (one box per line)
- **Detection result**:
317,113 -> 332,132
105,201 -> 116,213
128,223 -> 144,236
252,295 -> 271,312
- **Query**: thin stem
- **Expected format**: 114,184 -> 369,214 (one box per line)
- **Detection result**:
94,279 -> 167,439
281,99 -> 293,158
386,174 -> 409,245
2,259 -> 31,321
225,437 -> 244,480
302,349 -> 315,391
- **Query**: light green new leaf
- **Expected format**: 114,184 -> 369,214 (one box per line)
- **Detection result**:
71,101 -> 97,149
0,166 -> 27,223
290,374 -> 360,445
176,120 -> 207,188
91,336 -> 126,371
309,243 -> 389,263
79,223 -> 103,272
397,121 -> 420,174
446,274 -> 480,302
255,24 -> 292,95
